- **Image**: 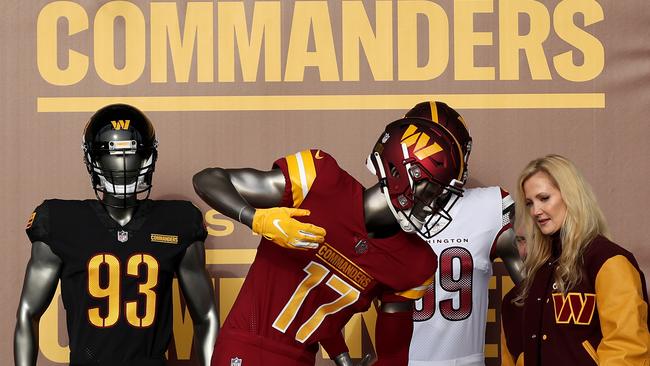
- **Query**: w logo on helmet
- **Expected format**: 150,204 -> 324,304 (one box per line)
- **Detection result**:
401,124 -> 443,160
111,119 -> 131,130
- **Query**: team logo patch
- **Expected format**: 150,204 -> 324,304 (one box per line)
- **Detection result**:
117,230 -> 129,243
354,239 -> 368,254
151,233 -> 179,244
26,212 -> 36,229
230,357 -> 242,366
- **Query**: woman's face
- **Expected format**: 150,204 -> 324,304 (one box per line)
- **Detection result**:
523,171 -> 567,236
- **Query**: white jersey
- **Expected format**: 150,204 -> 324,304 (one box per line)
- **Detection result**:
408,187 -> 513,366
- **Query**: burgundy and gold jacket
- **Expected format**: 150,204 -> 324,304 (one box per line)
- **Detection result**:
501,235 -> 649,365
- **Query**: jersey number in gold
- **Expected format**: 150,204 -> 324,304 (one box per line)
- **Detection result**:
87,253 -> 159,328
272,261 -> 360,343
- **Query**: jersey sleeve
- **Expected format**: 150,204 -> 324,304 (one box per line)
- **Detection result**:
272,149 -> 340,208
490,187 -> 515,259
188,203 -> 208,243
25,200 -> 50,244
380,275 -> 434,303
500,187 -> 514,213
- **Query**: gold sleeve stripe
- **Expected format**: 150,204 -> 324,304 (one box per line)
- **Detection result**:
516,354 -> 524,366
395,275 -> 434,299
396,288 -> 426,300
429,101 -> 439,123
595,255 -> 650,362
500,318 -> 525,366
285,154 -> 303,206
500,319 -> 516,366
285,150 -> 317,208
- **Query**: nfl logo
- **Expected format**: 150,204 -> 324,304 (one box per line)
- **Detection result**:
355,239 -> 368,254
117,230 -> 129,243
230,357 -> 242,366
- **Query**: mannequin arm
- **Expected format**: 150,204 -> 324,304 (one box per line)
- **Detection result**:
193,167 -> 285,227
177,241 -> 219,366
495,228 -> 524,285
14,242 -> 62,366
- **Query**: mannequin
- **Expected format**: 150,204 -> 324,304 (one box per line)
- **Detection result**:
14,104 -> 218,366
195,118 -> 467,366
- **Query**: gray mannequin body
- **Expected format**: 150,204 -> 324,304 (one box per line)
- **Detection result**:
15,143 -> 219,366
193,167 -> 523,365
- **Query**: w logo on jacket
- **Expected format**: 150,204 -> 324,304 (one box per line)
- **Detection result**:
552,292 -> 596,325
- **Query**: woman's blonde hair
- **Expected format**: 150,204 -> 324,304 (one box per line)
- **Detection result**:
514,154 -> 609,303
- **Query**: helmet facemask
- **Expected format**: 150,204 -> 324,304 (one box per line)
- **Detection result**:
408,167 -> 463,239
370,151 -> 463,239
84,139 -> 157,208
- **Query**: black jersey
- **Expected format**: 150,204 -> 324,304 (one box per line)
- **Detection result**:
26,199 -> 207,366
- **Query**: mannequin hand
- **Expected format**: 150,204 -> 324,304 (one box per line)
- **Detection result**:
333,352 -> 373,366
252,207 -> 325,250
356,354 -> 372,366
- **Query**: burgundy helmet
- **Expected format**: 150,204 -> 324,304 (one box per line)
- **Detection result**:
405,101 -> 472,184
366,117 -> 465,238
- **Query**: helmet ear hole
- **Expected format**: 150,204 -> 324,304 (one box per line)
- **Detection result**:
389,163 -> 400,178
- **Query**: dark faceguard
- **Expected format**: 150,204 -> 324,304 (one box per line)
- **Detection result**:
398,163 -> 463,239
84,145 -> 157,208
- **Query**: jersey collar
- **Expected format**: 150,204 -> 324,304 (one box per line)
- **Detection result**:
87,199 -> 152,233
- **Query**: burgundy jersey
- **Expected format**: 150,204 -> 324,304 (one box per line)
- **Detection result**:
221,150 -> 436,355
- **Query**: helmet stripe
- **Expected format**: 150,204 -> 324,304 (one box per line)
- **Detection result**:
429,101 -> 439,123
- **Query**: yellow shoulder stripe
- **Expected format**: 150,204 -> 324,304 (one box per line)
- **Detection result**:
396,275 -> 434,300
285,150 -> 317,208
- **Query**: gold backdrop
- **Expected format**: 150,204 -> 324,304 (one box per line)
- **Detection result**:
1,1 -> 648,365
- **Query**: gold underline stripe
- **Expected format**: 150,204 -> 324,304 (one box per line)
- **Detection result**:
205,249 -> 257,265
37,93 -> 605,112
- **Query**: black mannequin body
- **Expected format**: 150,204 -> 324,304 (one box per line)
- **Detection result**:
15,104 -> 218,366
15,196 -> 219,366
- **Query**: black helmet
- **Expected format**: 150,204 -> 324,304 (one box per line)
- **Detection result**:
82,104 -> 158,207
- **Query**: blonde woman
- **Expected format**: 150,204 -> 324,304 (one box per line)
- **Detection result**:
501,154 -> 649,365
